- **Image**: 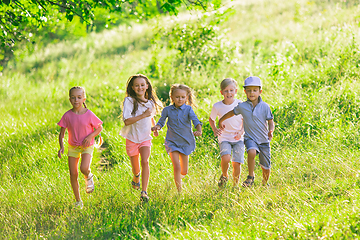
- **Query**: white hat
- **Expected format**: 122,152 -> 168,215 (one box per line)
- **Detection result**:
243,76 -> 262,88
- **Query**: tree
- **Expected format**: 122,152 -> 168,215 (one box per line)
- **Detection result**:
0,0 -> 211,70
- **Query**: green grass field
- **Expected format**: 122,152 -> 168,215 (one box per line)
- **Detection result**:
1,0 -> 360,238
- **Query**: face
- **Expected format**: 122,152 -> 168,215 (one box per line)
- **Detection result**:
244,86 -> 262,102
69,89 -> 86,109
220,83 -> 237,102
132,77 -> 149,98
171,89 -> 188,107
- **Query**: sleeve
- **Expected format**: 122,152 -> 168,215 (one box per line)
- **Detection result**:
90,112 -> 103,129
265,104 -> 274,120
189,107 -> 202,127
57,113 -> 68,128
122,97 -> 134,120
156,107 -> 168,129
233,102 -> 243,116
209,104 -> 218,121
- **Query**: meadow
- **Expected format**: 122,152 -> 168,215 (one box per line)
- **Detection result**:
1,0 -> 360,238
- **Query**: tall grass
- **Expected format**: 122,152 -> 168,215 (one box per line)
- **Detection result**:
1,0 -> 360,238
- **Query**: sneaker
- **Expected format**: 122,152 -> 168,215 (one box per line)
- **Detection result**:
75,201 -> 83,209
86,173 -> 95,193
218,175 -> 228,188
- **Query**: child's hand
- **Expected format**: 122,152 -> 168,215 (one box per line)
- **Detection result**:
58,147 -> 64,159
151,125 -> 160,132
234,130 -> 244,140
218,120 -> 225,130
142,108 -> 151,118
153,129 -> 159,137
213,128 -> 222,136
268,130 -> 273,141
193,130 -> 202,137
82,136 -> 91,148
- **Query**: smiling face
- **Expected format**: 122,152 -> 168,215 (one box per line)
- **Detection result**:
132,77 -> 149,99
244,86 -> 262,103
69,88 -> 86,109
220,83 -> 237,104
171,89 -> 188,108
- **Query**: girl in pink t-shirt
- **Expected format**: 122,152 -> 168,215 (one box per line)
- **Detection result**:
58,86 -> 103,208
120,74 -> 161,202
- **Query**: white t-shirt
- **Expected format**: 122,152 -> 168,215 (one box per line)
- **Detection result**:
120,97 -> 155,143
209,99 -> 244,142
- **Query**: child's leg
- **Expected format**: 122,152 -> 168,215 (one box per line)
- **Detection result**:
220,154 -> 231,178
68,156 -> 81,202
232,162 -> 241,186
169,151 -> 183,192
80,153 -> 92,178
129,155 -> 141,184
139,146 -> 150,192
261,167 -> 271,185
179,153 -> 189,177
247,149 -> 257,177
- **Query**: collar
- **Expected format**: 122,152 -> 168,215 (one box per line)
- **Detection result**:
170,104 -> 186,110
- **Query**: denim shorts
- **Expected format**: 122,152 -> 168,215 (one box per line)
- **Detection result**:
244,138 -> 271,169
219,140 -> 245,164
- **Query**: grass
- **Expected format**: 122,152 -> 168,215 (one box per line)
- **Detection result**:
1,0 -> 360,238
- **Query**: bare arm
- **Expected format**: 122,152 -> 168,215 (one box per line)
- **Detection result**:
151,117 -> 159,137
124,108 -> 151,126
209,117 -> 222,136
193,123 -> 202,136
268,119 -> 275,141
83,125 -> 103,147
58,127 -> 66,158
234,120 -> 244,140
218,110 -> 235,129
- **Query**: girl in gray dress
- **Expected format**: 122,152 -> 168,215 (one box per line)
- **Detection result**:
152,84 -> 202,192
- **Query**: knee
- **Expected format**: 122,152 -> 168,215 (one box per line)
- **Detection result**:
221,154 -> 231,162
80,166 -> 90,176
247,149 -> 257,158
141,158 -> 149,167
69,170 -> 79,179
180,171 -> 187,177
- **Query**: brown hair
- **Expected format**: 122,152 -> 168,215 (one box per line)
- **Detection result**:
169,84 -> 197,108
69,86 -> 87,108
220,78 -> 238,90
125,74 -> 162,115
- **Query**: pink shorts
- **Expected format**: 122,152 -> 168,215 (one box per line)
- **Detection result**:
126,139 -> 152,157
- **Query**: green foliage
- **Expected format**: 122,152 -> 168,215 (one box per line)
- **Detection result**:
149,9 -> 235,79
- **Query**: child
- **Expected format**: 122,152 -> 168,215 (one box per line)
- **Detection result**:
120,74 -> 161,202
58,86 -> 103,209
209,78 -> 245,188
152,84 -> 202,192
218,76 -> 275,187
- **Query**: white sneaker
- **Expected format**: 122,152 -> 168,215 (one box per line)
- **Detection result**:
75,201 -> 83,209
86,173 -> 95,193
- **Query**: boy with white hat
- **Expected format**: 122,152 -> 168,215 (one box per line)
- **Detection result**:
218,76 -> 275,187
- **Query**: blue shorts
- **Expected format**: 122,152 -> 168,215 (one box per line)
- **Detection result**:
244,138 -> 271,169
219,140 -> 245,164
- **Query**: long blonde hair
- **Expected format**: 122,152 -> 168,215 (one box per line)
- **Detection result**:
169,84 -> 197,108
